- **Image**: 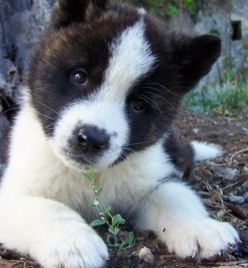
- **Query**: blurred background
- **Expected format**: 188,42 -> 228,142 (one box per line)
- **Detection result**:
0,0 -> 248,175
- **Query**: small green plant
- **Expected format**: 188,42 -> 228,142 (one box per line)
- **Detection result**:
211,213 -> 225,222
183,81 -> 248,117
183,37 -> 248,118
83,166 -> 135,250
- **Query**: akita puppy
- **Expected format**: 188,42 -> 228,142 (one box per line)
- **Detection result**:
0,0 -> 239,267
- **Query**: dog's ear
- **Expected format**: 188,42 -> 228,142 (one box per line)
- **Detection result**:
50,0 -> 109,29
173,34 -> 221,91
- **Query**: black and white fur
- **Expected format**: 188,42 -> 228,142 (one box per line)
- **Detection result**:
0,1 -> 239,267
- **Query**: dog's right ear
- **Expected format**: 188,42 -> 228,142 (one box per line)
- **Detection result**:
50,0 -> 109,30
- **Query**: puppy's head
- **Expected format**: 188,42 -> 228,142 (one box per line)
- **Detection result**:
27,0 -> 221,171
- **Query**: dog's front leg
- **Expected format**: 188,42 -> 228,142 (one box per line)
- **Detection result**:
0,196 -> 108,268
137,181 -> 239,261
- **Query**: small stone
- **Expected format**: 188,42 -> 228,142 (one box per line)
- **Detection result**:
243,191 -> 248,201
242,181 -> 248,190
138,246 -> 154,264
229,193 -> 245,204
192,128 -> 200,134
212,167 -> 239,181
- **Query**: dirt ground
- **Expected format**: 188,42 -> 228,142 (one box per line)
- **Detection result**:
0,110 -> 247,268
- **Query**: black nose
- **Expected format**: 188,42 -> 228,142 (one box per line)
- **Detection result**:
77,126 -> 110,153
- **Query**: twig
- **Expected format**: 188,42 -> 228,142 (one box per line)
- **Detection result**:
230,148 -> 248,162
222,178 -> 246,191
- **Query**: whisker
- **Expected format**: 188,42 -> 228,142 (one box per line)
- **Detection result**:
145,82 -> 181,98
3,106 -> 19,114
121,150 -> 133,165
45,124 -> 54,129
36,111 -> 56,121
34,99 -> 59,116
140,95 -> 163,116
126,140 -> 156,146
143,89 -> 181,114
123,147 -> 135,154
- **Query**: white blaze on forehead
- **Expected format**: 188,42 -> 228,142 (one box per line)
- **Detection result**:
101,19 -> 156,101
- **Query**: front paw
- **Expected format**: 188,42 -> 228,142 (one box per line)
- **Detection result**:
161,218 -> 240,261
34,223 -> 108,268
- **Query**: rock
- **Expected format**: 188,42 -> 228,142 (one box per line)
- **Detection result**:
192,128 -> 200,134
242,181 -> 248,190
229,193 -> 245,205
211,166 -> 239,181
138,246 -> 154,264
0,0 -> 54,180
0,0 -> 54,103
243,191 -> 248,203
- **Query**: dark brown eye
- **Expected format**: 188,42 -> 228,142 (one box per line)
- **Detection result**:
131,100 -> 146,113
70,70 -> 87,86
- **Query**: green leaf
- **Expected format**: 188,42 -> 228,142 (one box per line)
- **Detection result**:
89,203 -> 97,208
103,206 -> 112,215
106,235 -> 115,247
96,187 -> 103,196
89,166 -> 95,181
119,232 -> 135,250
90,219 -> 105,227
108,225 -> 120,236
126,232 -> 135,246
82,172 -> 92,182
112,214 -> 125,227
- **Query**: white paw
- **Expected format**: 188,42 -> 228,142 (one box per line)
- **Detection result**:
34,223 -> 108,268
161,218 -> 239,261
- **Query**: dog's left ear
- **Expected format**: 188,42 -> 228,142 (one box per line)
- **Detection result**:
174,34 -> 221,91
50,0 -> 109,30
